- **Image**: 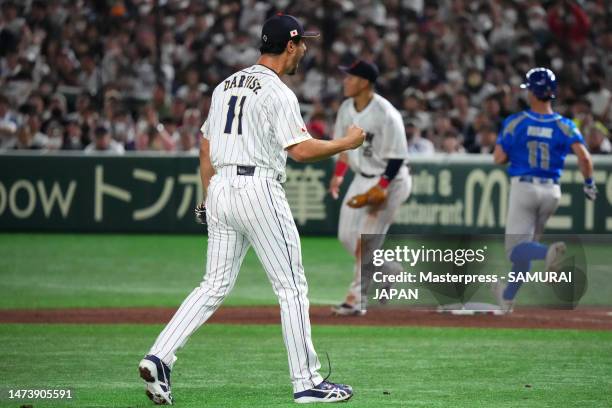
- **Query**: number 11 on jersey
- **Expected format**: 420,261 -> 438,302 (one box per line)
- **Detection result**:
224,95 -> 246,135
527,140 -> 550,170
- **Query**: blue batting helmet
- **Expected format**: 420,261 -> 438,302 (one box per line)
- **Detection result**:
520,67 -> 557,100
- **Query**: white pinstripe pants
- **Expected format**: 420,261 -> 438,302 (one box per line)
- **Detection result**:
149,175 -> 323,393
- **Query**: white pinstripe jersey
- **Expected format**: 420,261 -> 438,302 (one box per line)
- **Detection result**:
333,94 -> 408,175
200,64 -> 312,177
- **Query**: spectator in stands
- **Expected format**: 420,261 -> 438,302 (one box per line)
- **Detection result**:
12,125 -> 46,150
136,103 -> 159,138
585,64 -> 611,124
0,94 -> 18,149
161,117 -> 180,145
45,119 -> 64,150
586,122 -> 611,155
0,0 -> 607,155
450,91 -> 478,134
84,125 -> 124,154
152,81 -> 172,119
181,108 -> 202,142
406,121 -> 434,155
570,99 -> 595,136
177,68 -> 209,108
62,119 -> 85,150
401,88 -> 431,132
136,125 -> 175,152
547,0 -> 591,52
27,93 -> 46,118
176,127 -> 198,153
430,114 -> 457,150
78,53 -> 103,97
111,110 -> 137,151
170,97 -> 187,127
306,111 -> 329,140
23,113 -> 48,148
482,94 -> 504,131
467,125 -> 497,154
441,131 -> 465,154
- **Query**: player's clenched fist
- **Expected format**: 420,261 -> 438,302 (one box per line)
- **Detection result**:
343,125 -> 366,149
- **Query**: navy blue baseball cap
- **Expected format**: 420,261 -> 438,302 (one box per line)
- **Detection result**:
339,60 -> 379,83
261,13 -> 319,46
520,67 -> 557,100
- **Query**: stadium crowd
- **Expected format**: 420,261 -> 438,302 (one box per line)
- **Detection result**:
0,0 -> 610,154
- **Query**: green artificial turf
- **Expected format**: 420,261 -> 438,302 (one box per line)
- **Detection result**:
0,324 -> 610,408
1,233 -> 611,309
0,234 -> 354,309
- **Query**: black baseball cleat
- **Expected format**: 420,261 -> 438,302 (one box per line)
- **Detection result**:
139,354 -> 173,405
331,303 -> 366,316
294,380 -> 353,403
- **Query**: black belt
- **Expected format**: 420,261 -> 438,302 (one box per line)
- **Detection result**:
237,165 -> 255,176
235,165 -> 283,182
360,165 -> 411,179
518,175 -> 559,185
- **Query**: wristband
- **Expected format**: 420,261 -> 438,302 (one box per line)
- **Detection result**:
585,177 -> 593,185
334,161 -> 349,177
378,176 -> 390,189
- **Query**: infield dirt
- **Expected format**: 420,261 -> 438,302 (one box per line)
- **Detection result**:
1,306 -> 611,330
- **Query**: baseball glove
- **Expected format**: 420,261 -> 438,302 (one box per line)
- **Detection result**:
195,202 -> 207,225
347,185 -> 387,208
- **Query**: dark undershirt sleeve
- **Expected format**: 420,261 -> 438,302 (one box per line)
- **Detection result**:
383,159 -> 404,181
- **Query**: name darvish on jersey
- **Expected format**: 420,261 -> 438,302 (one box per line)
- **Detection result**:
333,94 -> 409,175
201,64 -> 311,178
223,74 -> 263,94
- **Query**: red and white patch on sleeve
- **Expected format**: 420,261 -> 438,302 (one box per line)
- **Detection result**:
301,127 -> 307,132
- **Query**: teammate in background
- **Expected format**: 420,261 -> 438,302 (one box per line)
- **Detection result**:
493,67 -> 597,313
329,60 -> 411,316
138,14 -> 365,404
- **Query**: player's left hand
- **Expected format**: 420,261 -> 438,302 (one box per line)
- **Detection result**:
195,202 -> 207,224
347,185 -> 387,208
329,175 -> 344,200
583,182 -> 598,201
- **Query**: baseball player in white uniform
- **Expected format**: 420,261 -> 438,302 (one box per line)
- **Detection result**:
328,60 -> 411,316
138,14 -> 365,405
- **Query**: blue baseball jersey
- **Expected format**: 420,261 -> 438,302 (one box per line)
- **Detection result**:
496,110 -> 585,179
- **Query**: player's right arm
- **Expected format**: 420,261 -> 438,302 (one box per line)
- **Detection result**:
571,142 -> 597,200
328,101 -> 351,199
272,91 -> 365,162
194,137 -> 214,224
199,138 -> 215,195
194,117 -> 214,224
571,142 -> 593,180
198,115 -> 215,198
287,125 -> 365,162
